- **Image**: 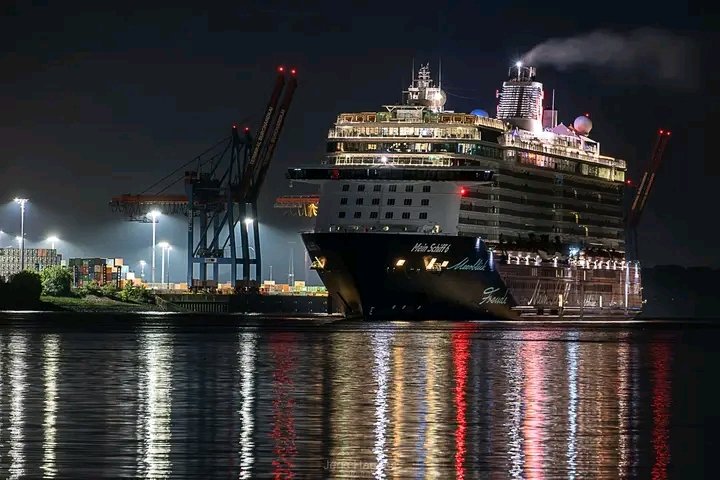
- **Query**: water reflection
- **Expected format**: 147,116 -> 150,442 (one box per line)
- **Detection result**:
503,336 -> 525,479
238,332 -> 257,479
9,334 -> 27,480
136,331 -> 173,479
567,332 -> 579,479
651,342 -> 671,480
452,329 -> 470,480
42,335 -> 60,479
269,332 -> 297,479
370,331 -> 391,479
0,318 -> 703,478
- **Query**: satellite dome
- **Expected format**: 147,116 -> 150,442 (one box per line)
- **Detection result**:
573,115 -> 593,135
471,109 -> 489,118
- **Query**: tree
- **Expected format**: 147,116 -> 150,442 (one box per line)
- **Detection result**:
40,265 -> 73,297
9,270 -> 42,305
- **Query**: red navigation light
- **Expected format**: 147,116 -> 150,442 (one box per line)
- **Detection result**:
290,68 -> 297,75
584,112 -> 590,117
232,124 -> 237,129
666,130 -> 672,136
659,129 -> 664,134
626,179 -> 633,186
244,127 -> 250,133
278,66 -> 285,72
460,187 -> 467,196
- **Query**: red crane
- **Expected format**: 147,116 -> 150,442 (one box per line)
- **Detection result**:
626,129 -> 671,259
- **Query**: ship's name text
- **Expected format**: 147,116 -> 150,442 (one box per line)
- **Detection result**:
479,287 -> 509,305
410,242 -> 451,253
447,257 -> 489,271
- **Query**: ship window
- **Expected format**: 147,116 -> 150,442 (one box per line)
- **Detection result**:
354,211 -> 362,219
356,198 -> 364,205
421,199 -> 429,206
403,198 -> 412,206
367,143 -> 377,150
340,197 -> 348,205
389,185 -> 397,192
401,212 -> 411,219
385,212 -> 394,219
423,185 -> 431,192
419,212 -> 428,219
371,198 -> 380,205
405,185 -> 414,192
342,184 -> 350,192
357,184 -> 365,192
373,185 -> 382,192
338,211 -> 346,218
387,199 -> 395,206
370,211 -> 378,219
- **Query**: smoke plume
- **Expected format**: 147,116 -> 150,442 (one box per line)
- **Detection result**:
521,28 -> 697,89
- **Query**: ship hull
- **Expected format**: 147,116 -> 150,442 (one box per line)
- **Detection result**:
303,232 -> 518,320
303,232 -> 641,321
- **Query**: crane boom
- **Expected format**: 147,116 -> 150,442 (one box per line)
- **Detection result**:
247,70 -> 298,200
626,128 -> 671,261
247,70 -> 286,168
237,68 -> 297,201
627,129 -> 671,230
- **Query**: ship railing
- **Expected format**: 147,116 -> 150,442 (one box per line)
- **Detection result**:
330,154 -> 453,167
328,131 -> 480,140
500,135 -> 625,168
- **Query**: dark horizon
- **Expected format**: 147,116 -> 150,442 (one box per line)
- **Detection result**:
1,1 -> 715,281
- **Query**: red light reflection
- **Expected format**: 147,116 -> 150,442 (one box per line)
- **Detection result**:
452,329 -> 470,480
651,342 -> 671,480
270,333 -> 297,479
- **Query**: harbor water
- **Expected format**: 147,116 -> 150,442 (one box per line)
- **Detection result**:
0,312 -> 716,478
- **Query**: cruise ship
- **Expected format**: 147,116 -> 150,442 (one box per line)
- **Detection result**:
287,63 -> 642,320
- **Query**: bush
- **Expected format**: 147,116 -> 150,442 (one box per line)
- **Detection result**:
117,283 -> 153,303
6,270 -> 42,306
101,283 -> 118,298
40,265 -> 73,296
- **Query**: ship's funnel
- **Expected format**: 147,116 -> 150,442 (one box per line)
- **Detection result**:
497,64 -> 544,132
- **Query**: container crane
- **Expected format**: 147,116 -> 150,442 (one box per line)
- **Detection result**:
626,128 -> 671,260
110,67 -> 298,290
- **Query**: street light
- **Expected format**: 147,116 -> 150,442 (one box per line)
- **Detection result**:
244,217 -> 254,225
139,260 -> 147,279
14,198 -> 28,270
157,241 -> 170,289
46,235 -> 59,250
166,246 -> 172,289
147,210 -> 161,283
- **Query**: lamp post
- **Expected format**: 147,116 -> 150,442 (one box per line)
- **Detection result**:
157,242 -> 169,289
166,246 -> 172,289
147,210 -> 161,284
47,235 -> 59,251
14,198 -> 28,270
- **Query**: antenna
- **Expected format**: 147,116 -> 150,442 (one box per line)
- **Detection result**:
412,58 -> 415,82
439,57 -> 442,89
552,89 -> 556,126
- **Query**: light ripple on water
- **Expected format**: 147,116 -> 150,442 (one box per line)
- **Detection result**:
0,314 -> 715,479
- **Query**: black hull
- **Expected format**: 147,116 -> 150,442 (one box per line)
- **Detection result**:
303,232 -> 518,320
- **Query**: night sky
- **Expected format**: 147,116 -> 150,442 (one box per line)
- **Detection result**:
0,1 -> 715,283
